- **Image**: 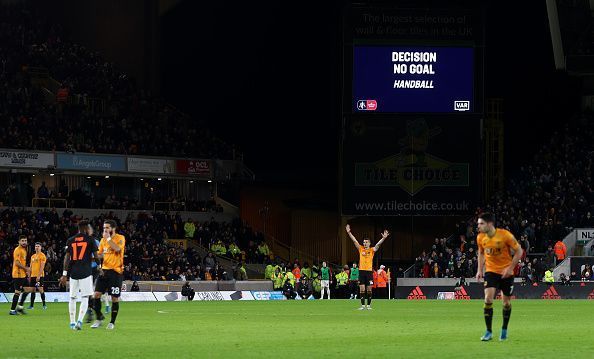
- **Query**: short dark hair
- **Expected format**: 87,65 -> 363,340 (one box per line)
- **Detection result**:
35,242 -> 42,246
18,235 -> 27,241
104,219 -> 117,229
478,212 -> 495,224
78,220 -> 90,231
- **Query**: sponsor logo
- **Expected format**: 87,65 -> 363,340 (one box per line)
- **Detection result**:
455,286 -> 471,300
407,286 -> 427,300
541,285 -> 561,299
355,119 -> 469,195
356,100 -> 378,111
251,291 -> 285,301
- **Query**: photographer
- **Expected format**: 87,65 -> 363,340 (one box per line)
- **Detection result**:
454,276 -> 466,291
559,273 -> 571,286
298,277 -> 313,300
181,282 -> 195,301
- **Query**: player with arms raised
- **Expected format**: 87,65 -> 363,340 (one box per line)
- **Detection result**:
60,220 -> 100,330
345,224 -> 389,310
475,213 -> 523,341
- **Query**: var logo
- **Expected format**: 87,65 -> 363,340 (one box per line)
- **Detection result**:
454,101 -> 470,111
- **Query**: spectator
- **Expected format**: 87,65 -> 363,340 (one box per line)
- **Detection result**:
298,277 -> 313,300
228,241 -> 241,260
257,241 -> 270,262
349,263 -> 359,299
336,265 -> 349,299
554,239 -> 567,265
301,262 -> 312,280
544,268 -> 555,283
292,263 -> 301,283
203,252 -> 216,271
37,182 -> 49,199
181,282 -> 195,301
234,262 -> 248,281
184,219 -> 195,239
376,265 -> 388,299
272,267 -> 284,291
582,264 -> 593,281
131,281 -> 140,292
559,273 -> 570,286
520,262 -> 535,284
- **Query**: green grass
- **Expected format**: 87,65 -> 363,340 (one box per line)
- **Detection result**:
2,300 -> 594,358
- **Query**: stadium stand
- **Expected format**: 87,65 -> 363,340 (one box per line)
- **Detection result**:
411,114 -> 594,280
0,207 -> 268,286
0,3 -> 238,159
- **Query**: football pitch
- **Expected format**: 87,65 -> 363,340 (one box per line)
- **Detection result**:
2,299 -> 593,358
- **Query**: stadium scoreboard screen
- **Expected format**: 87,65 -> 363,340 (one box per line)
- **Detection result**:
352,46 -> 474,113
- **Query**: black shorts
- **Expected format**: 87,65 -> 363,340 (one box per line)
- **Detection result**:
29,277 -> 45,290
92,267 -> 100,282
95,270 -> 123,297
484,272 -> 514,297
13,278 -> 28,292
359,270 -> 374,287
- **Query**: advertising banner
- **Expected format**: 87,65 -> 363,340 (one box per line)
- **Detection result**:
57,154 -> 126,172
219,291 -> 255,301
120,292 -> 157,302
342,115 -> 481,215
176,159 -> 211,176
251,291 -> 286,301
394,283 -> 594,300
0,150 -> 54,168
577,229 -> 594,244
127,157 -> 175,174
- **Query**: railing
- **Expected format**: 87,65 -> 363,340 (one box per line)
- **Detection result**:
402,263 -> 416,278
264,233 -> 341,269
31,198 -> 67,208
153,201 -> 186,212
188,239 -> 265,278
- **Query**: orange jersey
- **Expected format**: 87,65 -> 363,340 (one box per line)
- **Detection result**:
477,228 -> 520,275
359,247 -> 375,271
12,246 -> 28,278
30,252 -> 47,278
99,233 -> 125,274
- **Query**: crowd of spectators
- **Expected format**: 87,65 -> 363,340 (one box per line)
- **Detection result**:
0,207 -> 256,286
412,114 -> 594,281
0,3 -> 238,159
